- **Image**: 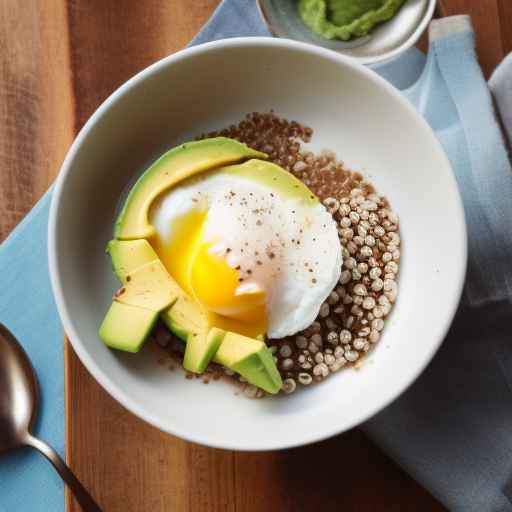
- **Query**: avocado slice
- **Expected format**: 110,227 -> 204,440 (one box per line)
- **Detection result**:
107,240 -> 207,333
221,159 -> 319,205
182,327 -> 224,374
161,292 -> 207,340
105,240 -> 213,372
214,331 -> 283,394
106,240 -> 212,364
114,137 -> 266,240
116,259 -> 179,312
99,301 -> 159,353
145,273 -> 223,374
107,239 -> 159,283
99,258 -> 179,352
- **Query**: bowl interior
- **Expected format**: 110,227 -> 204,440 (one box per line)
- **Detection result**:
50,39 -> 466,450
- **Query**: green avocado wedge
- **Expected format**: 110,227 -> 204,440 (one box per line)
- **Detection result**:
183,327 -> 225,374
114,137 -> 266,241
220,158 -> 318,205
214,330 -> 283,394
106,240 -> 212,368
107,239 -> 159,283
99,258 -> 179,352
99,301 -> 159,353
115,259 -> 180,312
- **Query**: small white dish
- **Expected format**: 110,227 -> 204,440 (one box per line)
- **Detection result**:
48,37 -> 466,451
257,0 -> 437,65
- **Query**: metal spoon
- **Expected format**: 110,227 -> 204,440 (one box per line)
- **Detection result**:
0,323 -> 102,512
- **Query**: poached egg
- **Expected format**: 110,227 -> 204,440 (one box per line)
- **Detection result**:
149,160 -> 342,339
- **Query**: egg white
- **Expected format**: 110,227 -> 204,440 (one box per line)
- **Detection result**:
150,170 -> 342,338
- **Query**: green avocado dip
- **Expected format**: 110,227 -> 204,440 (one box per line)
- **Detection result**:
298,0 -> 407,41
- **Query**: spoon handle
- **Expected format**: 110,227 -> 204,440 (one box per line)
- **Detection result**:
25,434 -> 102,512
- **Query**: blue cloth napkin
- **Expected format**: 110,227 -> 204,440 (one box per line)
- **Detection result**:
2,2 -> 512,511
0,192 -> 64,512
365,17 -> 512,512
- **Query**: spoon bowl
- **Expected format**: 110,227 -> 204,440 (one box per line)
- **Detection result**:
0,324 -> 38,454
0,323 -> 102,511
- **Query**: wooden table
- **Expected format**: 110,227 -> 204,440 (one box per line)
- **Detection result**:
1,1 -> 510,510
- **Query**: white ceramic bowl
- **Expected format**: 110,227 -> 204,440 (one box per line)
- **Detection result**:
48,38 -> 467,451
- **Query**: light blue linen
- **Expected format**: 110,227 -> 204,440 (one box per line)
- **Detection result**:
1,2 -> 511,511
366,18 -> 512,511
0,191 -> 64,512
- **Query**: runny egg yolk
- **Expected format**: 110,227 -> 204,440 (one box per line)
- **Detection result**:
151,210 -> 268,338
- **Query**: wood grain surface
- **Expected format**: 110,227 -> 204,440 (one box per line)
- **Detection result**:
1,1 -> 511,511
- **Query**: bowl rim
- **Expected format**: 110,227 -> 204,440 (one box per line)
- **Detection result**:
48,36 -> 467,451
